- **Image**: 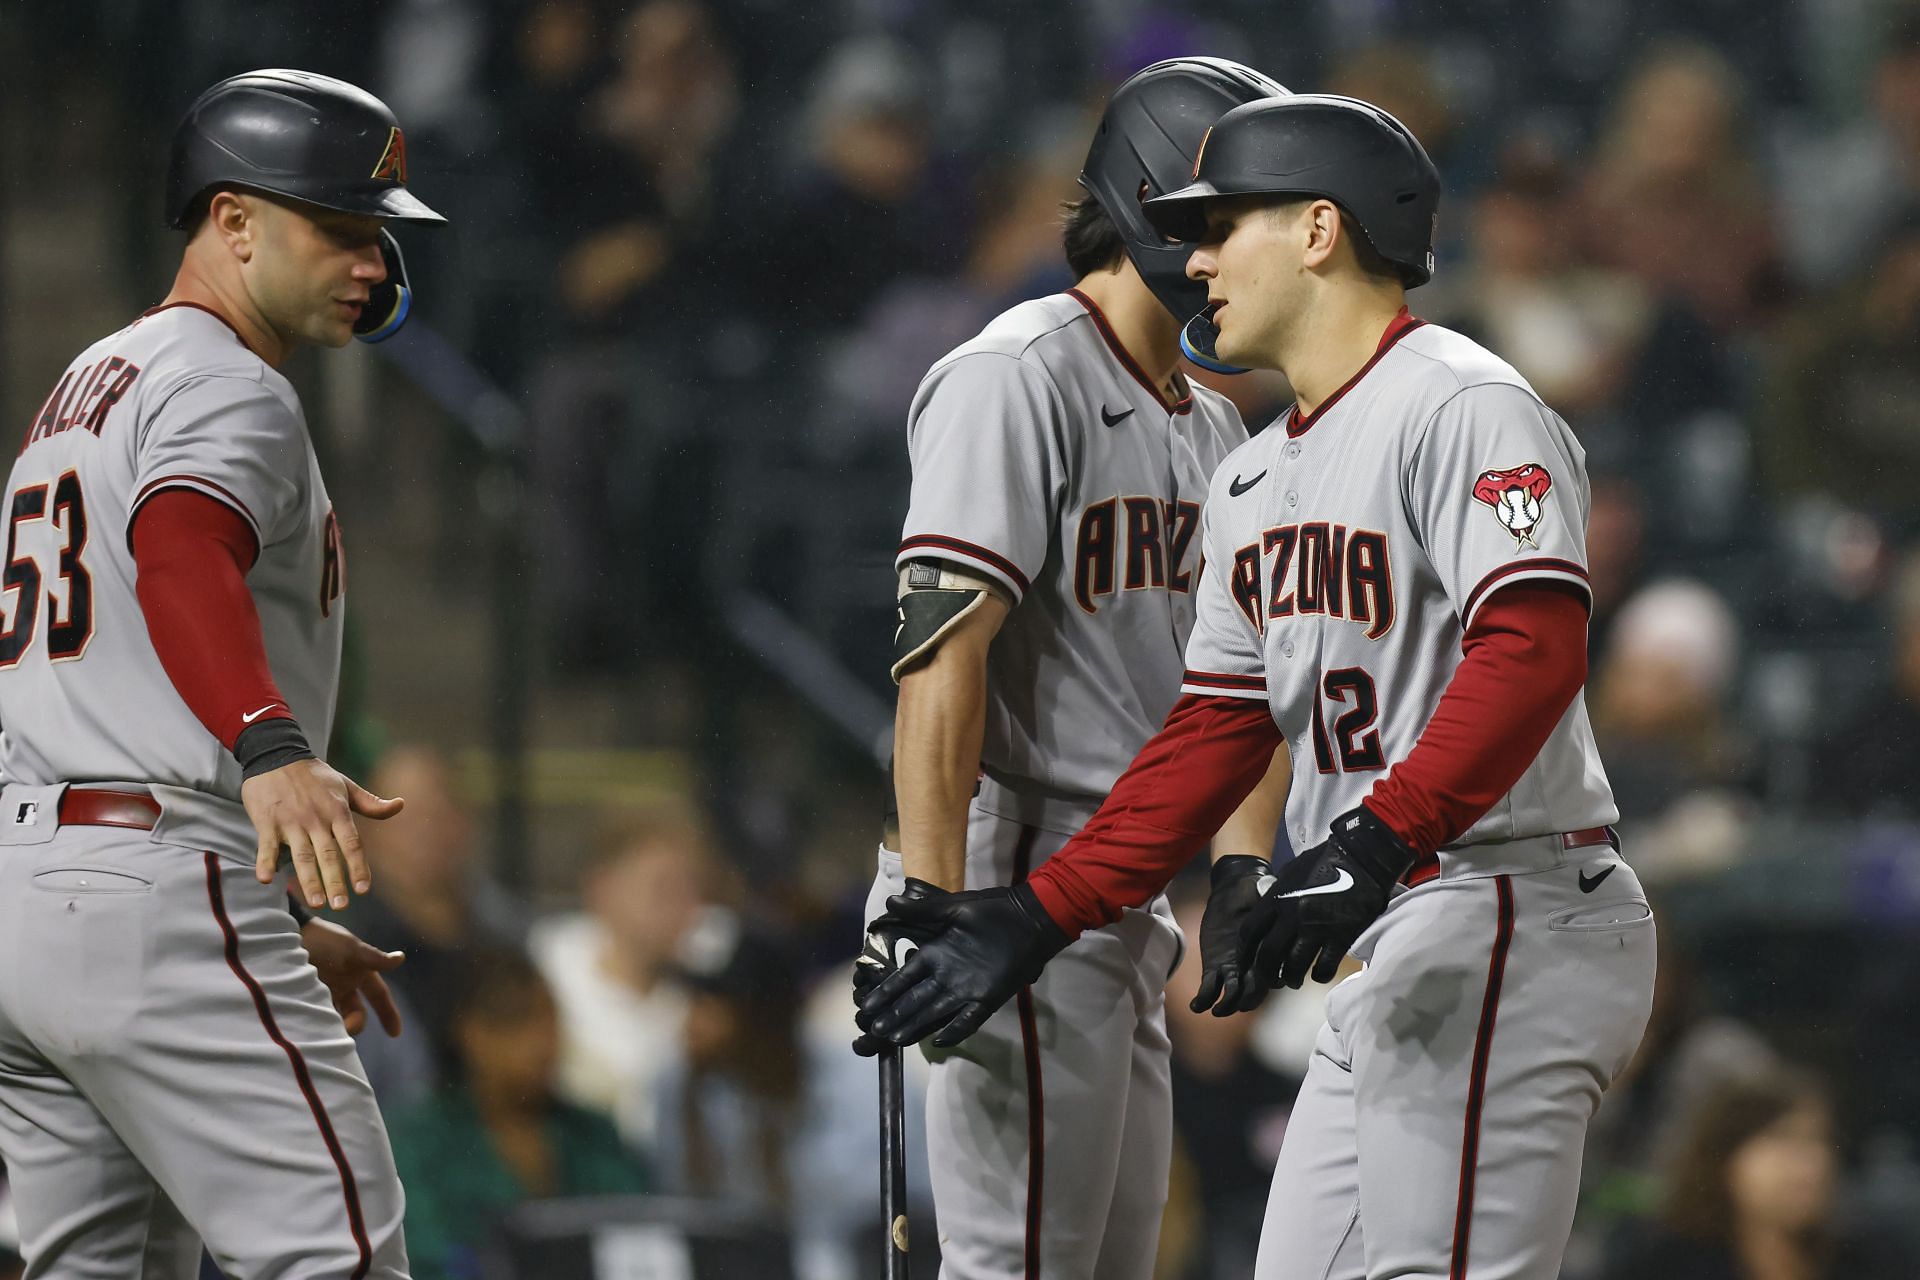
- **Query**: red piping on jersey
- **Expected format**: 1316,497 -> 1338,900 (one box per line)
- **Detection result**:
130,474 -> 263,550
1451,874 -> 1515,1280
1459,558 -> 1589,628
1284,308 -> 1425,438
1181,668 -> 1268,694
898,534 -> 1032,597
204,854 -> 375,1278
1065,288 -> 1193,416
1011,824 -> 1046,1279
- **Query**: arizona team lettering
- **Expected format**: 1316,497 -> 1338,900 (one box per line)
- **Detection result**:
1075,496 -> 1201,613
1231,522 -> 1394,639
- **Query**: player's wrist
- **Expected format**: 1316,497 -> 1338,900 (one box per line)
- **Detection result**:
1210,854 -> 1270,886
1331,804 -> 1417,889
234,717 -> 316,780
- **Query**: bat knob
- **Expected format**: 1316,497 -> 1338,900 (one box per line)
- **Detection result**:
892,1215 -> 910,1252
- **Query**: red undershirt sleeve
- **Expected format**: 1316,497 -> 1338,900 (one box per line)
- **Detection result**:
1025,693 -> 1283,937
130,487 -> 297,752
1363,583 -> 1591,855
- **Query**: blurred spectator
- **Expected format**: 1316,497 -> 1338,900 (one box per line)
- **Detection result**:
740,35 -> 968,333
1813,547 -> 1920,815
1600,1068 -> 1905,1280
530,807 -> 719,1142
1762,213 -> 1920,527
1580,41 -> 1785,333
1775,8 -> 1920,287
1586,471 -> 1649,655
1592,579 -> 1751,825
650,926 -> 932,1280
1159,895 -> 1299,1280
341,745 -> 525,1099
388,950 -> 651,1280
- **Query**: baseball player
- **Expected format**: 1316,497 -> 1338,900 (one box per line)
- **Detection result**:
852,58 -> 1289,1280
857,95 -> 1658,1280
0,70 -> 441,1277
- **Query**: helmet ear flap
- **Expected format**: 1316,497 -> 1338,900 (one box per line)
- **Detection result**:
354,229 -> 412,343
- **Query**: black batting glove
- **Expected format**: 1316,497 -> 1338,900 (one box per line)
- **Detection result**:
851,877 -> 942,1056
1239,805 -> 1416,990
1190,855 -> 1274,1016
853,883 -> 1071,1053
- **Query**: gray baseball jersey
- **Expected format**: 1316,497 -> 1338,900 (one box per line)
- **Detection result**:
0,303 -> 344,846
1180,316 -> 1615,863
897,288 -> 1246,808
1171,314 -> 1654,1280
0,303 -> 405,1277
880,288 -> 1245,1280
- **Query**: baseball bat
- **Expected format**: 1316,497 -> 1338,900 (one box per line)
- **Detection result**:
880,1045 -> 911,1279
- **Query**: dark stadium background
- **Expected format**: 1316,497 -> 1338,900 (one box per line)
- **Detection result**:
4,1 -> 1920,1276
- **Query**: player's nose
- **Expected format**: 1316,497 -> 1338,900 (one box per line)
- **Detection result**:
350,243 -> 388,285
1186,248 -> 1217,281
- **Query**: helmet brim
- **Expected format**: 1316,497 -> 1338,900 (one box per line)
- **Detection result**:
348,186 -> 447,224
1142,181 -> 1224,244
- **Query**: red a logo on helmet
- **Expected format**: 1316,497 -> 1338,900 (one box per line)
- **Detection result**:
371,127 -> 408,183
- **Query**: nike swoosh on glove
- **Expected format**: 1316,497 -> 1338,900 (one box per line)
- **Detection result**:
1190,854 -> 1275,1016
851,877 -> 942,1056
1238,804 -> 1415,990
853,883 -> 1071,1053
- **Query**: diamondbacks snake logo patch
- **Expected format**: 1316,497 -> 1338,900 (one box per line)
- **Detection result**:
1472,463 -> 1554,549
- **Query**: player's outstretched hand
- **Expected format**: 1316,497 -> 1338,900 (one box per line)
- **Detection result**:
1238,805 -> 1415,990
853,883 -> 1071,1053
299,916 -> 406,1037
1191,855 -> 1276,1016
244,759 -> 405,911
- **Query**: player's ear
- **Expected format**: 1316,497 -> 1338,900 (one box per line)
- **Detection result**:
205,191 -> 257,262
1301,199 -> 1341,272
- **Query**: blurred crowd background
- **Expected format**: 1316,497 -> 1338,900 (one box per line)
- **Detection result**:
4,0 -> 1920,1277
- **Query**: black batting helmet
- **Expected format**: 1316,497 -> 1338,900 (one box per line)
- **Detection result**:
1079,57 -> 1287,364
1143,94 -> 1440,287
164,69 -> 445,229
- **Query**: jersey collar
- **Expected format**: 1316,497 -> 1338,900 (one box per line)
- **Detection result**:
1284,307 -> 1424,438
1066,288 -> 1193,416
137,301 -> 258,356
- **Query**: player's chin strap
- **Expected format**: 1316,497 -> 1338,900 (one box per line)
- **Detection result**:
353,228 -> 413,345
1181,304 -> 1250,375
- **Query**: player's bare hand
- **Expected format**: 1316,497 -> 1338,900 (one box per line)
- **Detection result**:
243,760 -> 405,910
299,916 -> 405,1037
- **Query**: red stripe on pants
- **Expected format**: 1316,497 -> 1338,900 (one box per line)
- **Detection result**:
204,854 -> 373,1278
1450,874 -> 1515,1280
1011,825 -> 1045,1280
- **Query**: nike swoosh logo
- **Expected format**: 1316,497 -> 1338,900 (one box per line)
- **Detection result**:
857,931 -> 919,970
1229,470 -> 1267,497
1101,405 -> 1135,428
1578,865 -> 1616,894
1274,868 -> 1355,901
241,703 -> 283,724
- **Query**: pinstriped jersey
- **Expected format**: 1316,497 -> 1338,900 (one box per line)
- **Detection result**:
1181,317 -> 1615,853
896,290 -> 1247,803
0,304 -> 344,809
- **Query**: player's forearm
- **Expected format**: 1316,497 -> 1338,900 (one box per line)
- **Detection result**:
1364,584 -> 1589,854
131,489 -> 314,776
893,643 -> 993,892
1027,693 -> 1283,936
1211,741 -> 1291,860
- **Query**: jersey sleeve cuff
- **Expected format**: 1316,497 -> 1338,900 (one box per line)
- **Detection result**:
896,534 -> 1032,604
1179,669 -> 1269,700
1459,558 -> 1590,630
128,475 -> 264,553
